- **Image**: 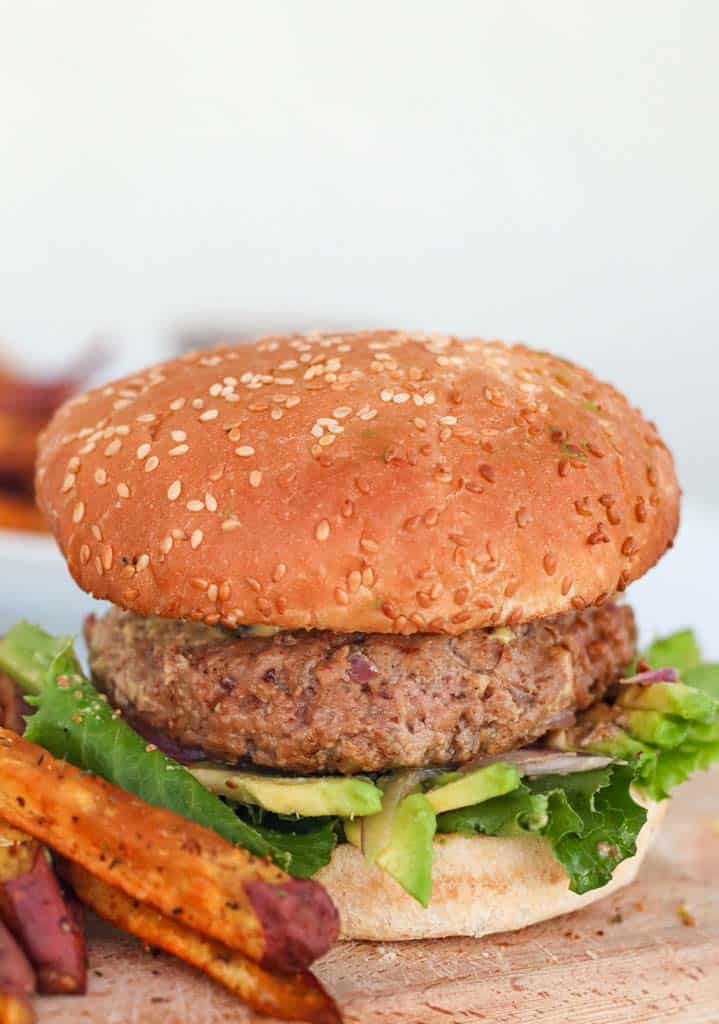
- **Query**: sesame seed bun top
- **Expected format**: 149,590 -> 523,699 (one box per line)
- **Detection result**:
36,331 -> 680,635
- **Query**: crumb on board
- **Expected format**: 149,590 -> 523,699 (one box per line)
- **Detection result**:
677,901 -> 697,927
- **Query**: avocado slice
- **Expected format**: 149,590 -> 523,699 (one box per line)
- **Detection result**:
623,710 -> 690,749
424,762 -> 521,815
617,682 -> 718,722
375,793 -> 436,906
190,766 -> 382,818
344,770 -> 437,905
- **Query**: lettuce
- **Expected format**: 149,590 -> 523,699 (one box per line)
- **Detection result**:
438,766 -> 646,895
0,623 -> 337,877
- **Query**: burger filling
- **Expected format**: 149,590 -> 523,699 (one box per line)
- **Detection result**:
84,604 -> 636,774
1,618 -> 717,907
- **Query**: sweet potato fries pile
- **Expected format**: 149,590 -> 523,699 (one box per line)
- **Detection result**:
0,727 -> 341,1023
0,347 -> 104,533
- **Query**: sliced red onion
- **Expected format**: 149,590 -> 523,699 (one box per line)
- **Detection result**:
467,747 -> 615,776
124,714 -> 208,764
619,667 -> 679,686
348,653 -> 379,684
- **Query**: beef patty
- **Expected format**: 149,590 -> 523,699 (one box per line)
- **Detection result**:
85,603 -> 636,774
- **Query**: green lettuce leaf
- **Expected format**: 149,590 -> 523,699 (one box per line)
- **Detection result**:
1,623 -> 340,877
640,629 -> 702,675
685,663 -> 719,700
554,630 -> 719,801
438,765 -> 646,895
437,783 -> 548,837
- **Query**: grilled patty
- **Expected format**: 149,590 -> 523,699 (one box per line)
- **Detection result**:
85,603 -> 636,774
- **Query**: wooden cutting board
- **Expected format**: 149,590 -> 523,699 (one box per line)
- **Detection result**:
38,769 -> 719,1024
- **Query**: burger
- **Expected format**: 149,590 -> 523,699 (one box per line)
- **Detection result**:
31,330 -> 718,942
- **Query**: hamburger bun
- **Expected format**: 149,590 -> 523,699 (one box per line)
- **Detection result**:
316,799 -> 666,940
36,331 -> 679,634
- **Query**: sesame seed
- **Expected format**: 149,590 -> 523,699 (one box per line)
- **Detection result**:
192,398 -> 204,409
105,439 -> 122,456
315,519 -> 331,542
171,430 -> 187,442
80,544 -> 90,565
380,389 -> 394,402
273,563 -> 287,581
235,446 -> 255,457
203,493 -> 217,512
167,480 -> 182,501
222,519 -> 241,532
187,499 -> 204,512
333,406 -> 352,418
170,444 -> 189,456
116,482 -> 130,498
207,583 -> 219,602
249,470 -> 262,488
91,524 -> 103,541
101,544 -> 113,570
622,536 -> 638,556
170,397 -> 186,411
67,456 -> 81,472
94,469 -> 108,486
136,553 -> 150,571
271,409 -> 283,420
199,409 -> 219,421
61,473 -> 76,493
145,455 -> 159,472
72,501 -> 85,523
137,443 -> 151,460
393,392 -> 410,404
191,529 -> 203,549
137,413 -> 155,423
160,536 -> 173,554
318,434 -> 335,447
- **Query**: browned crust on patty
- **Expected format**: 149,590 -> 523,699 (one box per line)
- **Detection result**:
86,602 -> 636,774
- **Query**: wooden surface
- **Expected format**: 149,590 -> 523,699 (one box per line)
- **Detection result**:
38,770 -> 719,1024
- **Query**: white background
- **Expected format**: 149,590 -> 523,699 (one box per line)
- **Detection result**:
1,1 -> 717,504
0,1 -> 716,651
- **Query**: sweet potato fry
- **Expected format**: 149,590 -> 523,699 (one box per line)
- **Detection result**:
0,729 -> 339,973
0,919 -> 35,1024
0,825 -> 86,995
61,862 -> 341,1024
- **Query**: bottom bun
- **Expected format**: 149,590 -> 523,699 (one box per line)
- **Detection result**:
316,801 -> 667,941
